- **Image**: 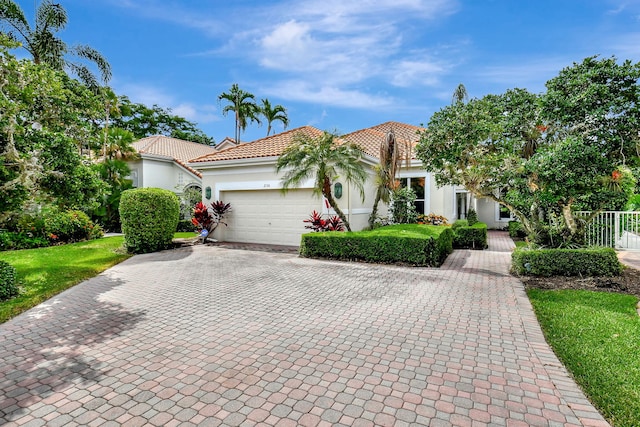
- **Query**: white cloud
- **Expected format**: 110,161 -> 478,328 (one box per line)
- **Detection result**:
117,83 -> 174,107
107,0 -> 462,110
173,103 -> 220,124
390,58 -> 447,87
264,81 -> 394,109
115,82 -> 219,125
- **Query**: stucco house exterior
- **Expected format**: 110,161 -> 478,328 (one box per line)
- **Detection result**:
129,135 -> 217,196
189,121 -> 510,246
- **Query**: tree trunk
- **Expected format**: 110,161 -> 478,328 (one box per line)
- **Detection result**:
323,176 -> 351,231
562,202 -> 577,235
368,187 -> 383,228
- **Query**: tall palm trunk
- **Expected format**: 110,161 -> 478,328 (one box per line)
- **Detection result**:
369,186 -> 383,228
323,176 -> 351,231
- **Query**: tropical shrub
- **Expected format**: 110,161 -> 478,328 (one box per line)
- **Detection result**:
303,210 -> 345,232
300,224 -> 453,267
390,187 -> 418,224
508,220 -> 526,238
418,213 -> 449,226
191,200 -> 232,242
120,188 -> 180,253
0,260 -> 19,301
43,209 -> 103,243
453,222 -> 488,250
512,247 -> 622,277
0,231 -> 49,251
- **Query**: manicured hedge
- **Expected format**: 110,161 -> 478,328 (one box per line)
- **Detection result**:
453,222 -> 487,250
0,260 -> 19,301
512,247 -> 622,277
300,224 -> 453,267
120,188 -> 180,254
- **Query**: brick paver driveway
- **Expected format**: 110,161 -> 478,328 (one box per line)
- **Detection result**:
0,232 -> 609,426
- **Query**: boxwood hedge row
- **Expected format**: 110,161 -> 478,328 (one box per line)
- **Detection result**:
300,225 -> 453,267
512,247 -> 622,277
452,221 -> 487,250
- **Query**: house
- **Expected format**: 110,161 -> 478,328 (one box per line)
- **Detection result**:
189,122 -> 510,246
129,135 -> 217,195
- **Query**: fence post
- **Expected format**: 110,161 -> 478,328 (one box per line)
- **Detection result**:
614,212 -> 621,249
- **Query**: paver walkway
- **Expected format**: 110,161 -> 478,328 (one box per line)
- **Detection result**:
0,231 -> 609,426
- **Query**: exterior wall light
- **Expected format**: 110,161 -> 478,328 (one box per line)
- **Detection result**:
334,182 -> 343,199
205,186 -> 212,200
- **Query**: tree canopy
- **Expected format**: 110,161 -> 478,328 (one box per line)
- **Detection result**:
276,131 -> 366,231
219,84 -> 261,144
416,56 -> 639,246
112,97 -> 214,145
0,0 -> 111,90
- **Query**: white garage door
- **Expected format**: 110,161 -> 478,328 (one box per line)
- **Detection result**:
220,189 -> 320,246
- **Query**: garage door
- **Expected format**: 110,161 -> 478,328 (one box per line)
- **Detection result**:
220,189 -> 320,246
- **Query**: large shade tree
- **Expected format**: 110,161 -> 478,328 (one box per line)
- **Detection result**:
0,0 -> 111,90
416,56 -> 639,246
0,38 -> 105,222
218,84 -> 261,144
276,131 -> 367,231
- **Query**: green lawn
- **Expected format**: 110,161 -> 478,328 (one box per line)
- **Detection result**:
0,236 -> 130,323
0,233 -> 196,323
528,289 -> 640,427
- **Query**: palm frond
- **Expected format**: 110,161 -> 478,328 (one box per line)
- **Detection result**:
73,44 -> 112,83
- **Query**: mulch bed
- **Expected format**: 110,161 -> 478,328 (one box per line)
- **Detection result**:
519,266 -> 640,299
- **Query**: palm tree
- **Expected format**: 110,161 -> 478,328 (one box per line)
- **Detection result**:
368,129 -> 410,227
260,98 -> 289,136
452,83 -> 469,105
218,84 -> 261,144
276,131 -> 367,232
0,0 -> 111,90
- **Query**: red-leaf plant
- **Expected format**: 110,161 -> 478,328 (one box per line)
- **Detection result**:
303,210 -> 345,232
191,201 -> 232,242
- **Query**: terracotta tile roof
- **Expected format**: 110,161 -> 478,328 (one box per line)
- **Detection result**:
342,121 -> 423,159
132,135 -> 217,163
191,126 -> 324,163
215,137 -> 237,150
132,135 -> 217,178
190,121 -> 424,165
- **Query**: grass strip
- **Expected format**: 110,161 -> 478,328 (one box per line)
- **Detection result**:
528,289 -> 640,427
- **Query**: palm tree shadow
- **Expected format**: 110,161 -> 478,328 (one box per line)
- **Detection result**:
0,275 -> 145,422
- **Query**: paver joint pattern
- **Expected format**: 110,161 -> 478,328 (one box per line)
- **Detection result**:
0,231 -> 609,426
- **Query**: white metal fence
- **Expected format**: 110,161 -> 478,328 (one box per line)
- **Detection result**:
577,211 -> 640,250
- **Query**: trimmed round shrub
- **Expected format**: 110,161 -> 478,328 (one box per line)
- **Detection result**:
120,188 -> 180,254
0,260 -> 19,301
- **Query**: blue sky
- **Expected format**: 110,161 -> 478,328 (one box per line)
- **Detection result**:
21,0 -> 640,143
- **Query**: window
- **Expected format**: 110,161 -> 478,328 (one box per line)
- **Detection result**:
398,177 -> 426,214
